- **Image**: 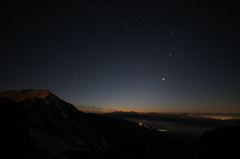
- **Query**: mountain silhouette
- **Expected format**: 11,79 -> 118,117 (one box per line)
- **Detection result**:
1,89 -> 240,159
0,89 -> 187,159
189,125 -> 240,159
0,89 -> 108,158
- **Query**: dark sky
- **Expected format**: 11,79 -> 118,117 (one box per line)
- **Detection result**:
1,0 -> 240,113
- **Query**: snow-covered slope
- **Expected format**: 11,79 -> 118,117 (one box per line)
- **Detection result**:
0,89 -> 108,159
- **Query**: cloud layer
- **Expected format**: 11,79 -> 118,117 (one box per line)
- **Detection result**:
76,105 -> 117,114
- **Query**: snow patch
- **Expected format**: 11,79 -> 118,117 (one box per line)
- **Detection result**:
28,128 -> 93,158
52,97 -> 69,119
100,134 -> 109,147
52,96 -> 60,107
90,144 -> 104,151
46,96 -> 68,119
76,139 -> 85,145
28,127 -> 70,159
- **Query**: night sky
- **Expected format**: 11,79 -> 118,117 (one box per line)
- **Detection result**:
1,1 -> 240,113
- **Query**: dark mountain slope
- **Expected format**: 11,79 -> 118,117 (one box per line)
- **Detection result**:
1,89 -> 239,159
0,89 -> 188,159
0,89 -> 108,159
188,126 -> 240,159
85,113 -> 189,159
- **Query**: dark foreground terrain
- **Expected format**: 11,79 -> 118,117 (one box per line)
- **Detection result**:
1,89 -> 240,159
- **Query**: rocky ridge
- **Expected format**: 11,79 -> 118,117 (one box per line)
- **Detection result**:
0,89 -> 108,159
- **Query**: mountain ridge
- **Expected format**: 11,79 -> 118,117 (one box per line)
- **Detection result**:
0,89 -> 108,159
1,89 -> 240,159
0,89 -> 52,101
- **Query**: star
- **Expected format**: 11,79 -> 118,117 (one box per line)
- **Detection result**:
162,78 -> 165,81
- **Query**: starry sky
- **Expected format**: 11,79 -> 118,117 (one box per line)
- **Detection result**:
1,0 -> 240,113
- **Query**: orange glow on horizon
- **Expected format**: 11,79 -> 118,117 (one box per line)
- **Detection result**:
77,106 -> 240,114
